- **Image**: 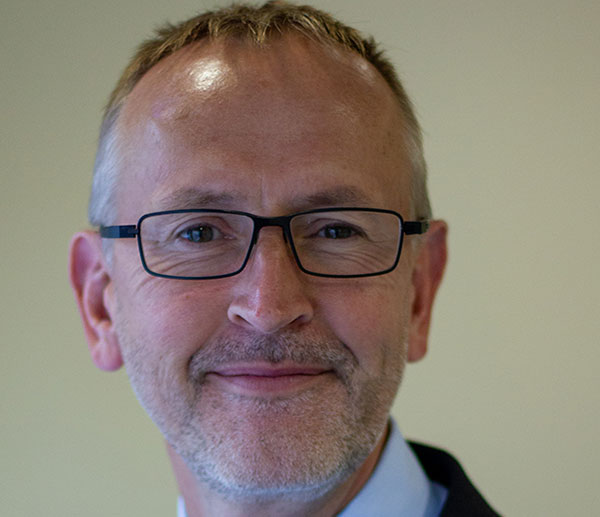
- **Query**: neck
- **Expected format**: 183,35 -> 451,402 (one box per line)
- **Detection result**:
167,424 -> 389,517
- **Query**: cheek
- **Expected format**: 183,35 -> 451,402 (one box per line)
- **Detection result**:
114,275 -> 231,361
319,277 -> 412,373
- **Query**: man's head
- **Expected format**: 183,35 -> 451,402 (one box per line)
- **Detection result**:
69,1 -> 447,510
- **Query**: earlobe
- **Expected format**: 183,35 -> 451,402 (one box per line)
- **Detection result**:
407,220 -> 448,363
69,231 -> 123,371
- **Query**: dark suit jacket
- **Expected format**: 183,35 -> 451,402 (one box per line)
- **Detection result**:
409,442 -> 501,516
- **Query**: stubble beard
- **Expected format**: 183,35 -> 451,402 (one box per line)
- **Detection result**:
119,327 -> 406,503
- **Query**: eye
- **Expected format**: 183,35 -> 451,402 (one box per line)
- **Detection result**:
317,225 -> 359,239
180,225 -> 221,243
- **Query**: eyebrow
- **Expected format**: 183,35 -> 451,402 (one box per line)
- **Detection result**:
152,185 -> 376,213
288,186 -> 376,212
153,188 -> 242,210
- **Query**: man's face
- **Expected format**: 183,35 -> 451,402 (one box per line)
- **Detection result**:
106,36 -> 419,499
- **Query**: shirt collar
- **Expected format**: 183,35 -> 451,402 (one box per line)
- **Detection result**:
338,419 -> 446,517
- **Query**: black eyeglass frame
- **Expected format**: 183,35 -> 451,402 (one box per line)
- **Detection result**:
99,207 -> 429,280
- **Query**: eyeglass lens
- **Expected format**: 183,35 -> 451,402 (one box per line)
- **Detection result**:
139,210 -> 402,278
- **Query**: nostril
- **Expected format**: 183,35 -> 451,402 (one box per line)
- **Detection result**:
227,290 -> 314,334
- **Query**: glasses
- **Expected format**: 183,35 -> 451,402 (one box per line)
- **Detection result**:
99,208 -> 429,280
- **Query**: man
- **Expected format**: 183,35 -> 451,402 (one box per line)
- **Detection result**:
69,2 -> 498,515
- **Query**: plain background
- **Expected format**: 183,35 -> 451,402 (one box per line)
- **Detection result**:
2,1 -> 599,515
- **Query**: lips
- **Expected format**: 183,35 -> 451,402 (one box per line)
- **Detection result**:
211,365 -> 330,377
205,363 -> 334,396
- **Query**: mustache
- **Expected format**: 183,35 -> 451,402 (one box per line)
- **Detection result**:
188,332 -> 358,383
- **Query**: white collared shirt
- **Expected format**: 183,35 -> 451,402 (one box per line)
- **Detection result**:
177,420 -> 447,516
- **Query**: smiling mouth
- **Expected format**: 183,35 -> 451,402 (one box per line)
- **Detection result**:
205,365 -> 335,396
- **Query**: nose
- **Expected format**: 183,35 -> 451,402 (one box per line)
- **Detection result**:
227,228 -> 314,334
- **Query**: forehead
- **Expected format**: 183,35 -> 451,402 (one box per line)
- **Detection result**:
116,35 -> 412,217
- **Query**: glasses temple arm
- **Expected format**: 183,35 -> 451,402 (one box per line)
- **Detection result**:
404,221 -> 430,235
99,225 -> 138,238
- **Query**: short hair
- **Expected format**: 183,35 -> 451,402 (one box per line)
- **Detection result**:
89,1 -> 432,227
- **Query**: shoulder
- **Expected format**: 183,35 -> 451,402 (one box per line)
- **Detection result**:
408,442 -> 501,517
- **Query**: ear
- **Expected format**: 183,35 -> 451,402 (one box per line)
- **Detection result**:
68,231 -> 123,371
407,220 -> 448,363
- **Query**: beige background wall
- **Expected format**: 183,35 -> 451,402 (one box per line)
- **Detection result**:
2,1 -> 599,515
